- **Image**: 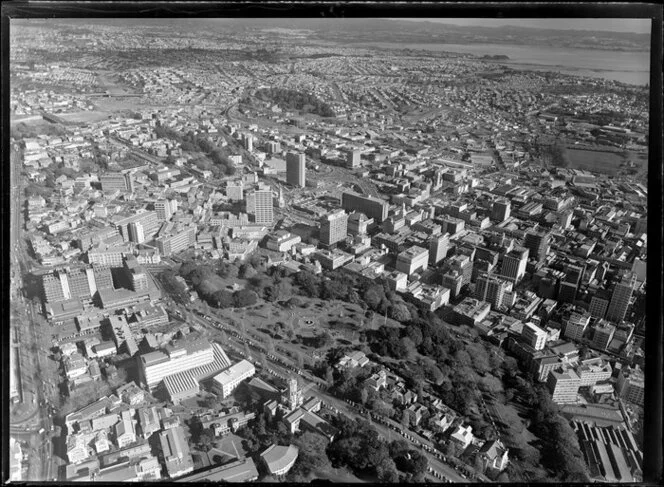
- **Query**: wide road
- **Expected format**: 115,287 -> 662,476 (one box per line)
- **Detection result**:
184,309 -> 469,482
10,146 -> 58,482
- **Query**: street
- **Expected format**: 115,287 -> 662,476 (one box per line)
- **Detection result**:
10,147 -> 59,481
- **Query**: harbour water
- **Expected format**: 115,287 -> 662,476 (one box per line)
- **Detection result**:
358,41 -> 650,86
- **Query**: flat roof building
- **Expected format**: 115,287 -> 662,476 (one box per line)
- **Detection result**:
341,192 -> 388,223
211,360 -> 256,398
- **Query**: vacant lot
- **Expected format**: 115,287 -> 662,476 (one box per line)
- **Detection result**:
565,148 -> 624,175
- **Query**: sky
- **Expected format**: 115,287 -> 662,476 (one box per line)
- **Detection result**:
396,18 -> 651,34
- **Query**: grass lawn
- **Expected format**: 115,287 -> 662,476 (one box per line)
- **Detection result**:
215,297 -> 400,361
311,466 -> 367,483
565,148 -> 624,175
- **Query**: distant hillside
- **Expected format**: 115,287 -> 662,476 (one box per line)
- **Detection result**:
17,17 -> 651,52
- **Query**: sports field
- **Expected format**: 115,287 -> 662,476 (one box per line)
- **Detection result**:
565,148 -> 623,175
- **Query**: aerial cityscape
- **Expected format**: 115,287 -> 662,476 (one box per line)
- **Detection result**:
7,16 -> 651,484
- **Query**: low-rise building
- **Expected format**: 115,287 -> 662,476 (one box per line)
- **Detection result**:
260,444 -> 299,477
210,360 -> 256,398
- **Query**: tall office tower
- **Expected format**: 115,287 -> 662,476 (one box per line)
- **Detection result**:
286,152 -> 306,187
501,247 -> 529,283
524,230 -> 551,263
606,272 -> 637,323
449,254 -> 473,286
346,149 -> 361,168
441,216 -> 465,236
246,184 -> 274,225
286,376 -> 303,410
242,133 -> 253,151
66,267 -> 95,300
395,246 -> 430,276
130,270 -> 149,292
115,211 -> 160,243
155,199 -> 174,221
475,273 -> 511,309
491,199 -> 511,223
319,209 -> 348,248
42,272 -> 66,303
265,141 -> 281,154
521,322 -> 548,351
341,192 -> 389,223
428,233 -> 450,265
592,320 -> 616,351
100,172 -> 134,192
564,312 -> 591,342
558,263 -> 585,303
226,181 -> 244,202
589,292 -> 610,319
128,221 -> 146,244
547,369 -> 581,404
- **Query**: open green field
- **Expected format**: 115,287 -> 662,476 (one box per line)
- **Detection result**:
565,148 -> 624,175
56,111 -> 111,124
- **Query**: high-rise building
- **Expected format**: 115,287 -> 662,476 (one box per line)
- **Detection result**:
319,210 -> 348,248
491,199 -> 511,223
564,312 -> 591,342
521,322 -> 548,351
558,264 -> 585,303
42,272 -> 66,303
226,181 -> 244,202
139,339 -> 215,389
128,221 -> 145,244
592,320 -> 616,351
155,199 -> 176,221
246,184 -> 274,225
93,265 -> 114,291
589,293 -> 610,319
547,368 -> 581,404
66,267 -> 94,301
501,247 -> 529,283
114,211 -> 159,243
524,230 -> 551,263
286,152 -> 306,188
155,226 -> 197,256
442,270 -> 464,298
285,376 -> 303,410
441,216 -> 465,236
475,273 -> 511,309
616,365 -> 644,405
242,133 -> 253,152
265,141 -> 281,154
41,267 -> 100,303
346,149 -> 361,168
606,273 -> 637,323
428,233 -> 450,265
448,254 -> 473,286
87,245 -> 129,267
341,192 -> 388,223
100,172 -> 134,192
395,246 -> 429,276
